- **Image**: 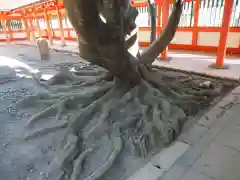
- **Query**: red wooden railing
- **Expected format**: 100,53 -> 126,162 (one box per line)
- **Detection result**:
0,0 -> 239,68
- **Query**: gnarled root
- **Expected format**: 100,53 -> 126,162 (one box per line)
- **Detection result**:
15,64 -> 229,180
48,134 -> 79,175
24,121 -> 68,140
18,82 -> 113,128
71,148 -> 94,180
14,92 -> 55,108
28,101 -> 63,127
84,134 -> 123,180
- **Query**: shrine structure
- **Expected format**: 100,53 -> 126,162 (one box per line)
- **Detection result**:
0,0 -> 239,68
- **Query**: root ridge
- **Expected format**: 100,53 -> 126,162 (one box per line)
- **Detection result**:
84,133 -> 123,180
15,64 -> 230,180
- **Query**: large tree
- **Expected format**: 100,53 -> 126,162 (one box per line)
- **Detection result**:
16,0 -> 223,180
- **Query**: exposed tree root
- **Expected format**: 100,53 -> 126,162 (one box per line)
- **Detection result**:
84,86 -> 134,139
24,121 -> 68,140
15,65 -> 234,180
65,83 -> 130,137
14,92 -> 55,108
84,133 -> 123,180
71,148 -> 94,180
28,101 -> 63,127
48,134 -> 79,176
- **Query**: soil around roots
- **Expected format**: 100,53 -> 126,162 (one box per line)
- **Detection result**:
15,63 -> 237,180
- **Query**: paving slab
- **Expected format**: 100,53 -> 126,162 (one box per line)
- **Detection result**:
128,141 -> 190,180
178,124 -> 207,145
192,143 -> 240,180
177,126 -> 222,166
150,141 -> 190,170
128,163 -> 164,180
180,169 -> 214,180
176,143 -> 205,167
197,86 -> 240,129
160,164 -> 189,180
215,122 -> 240,151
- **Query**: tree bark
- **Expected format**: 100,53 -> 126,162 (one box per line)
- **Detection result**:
148,0 -> 156,43
63,0 -> 183,82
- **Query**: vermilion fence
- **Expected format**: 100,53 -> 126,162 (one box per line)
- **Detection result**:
133,0 -> 240,54
0,0 -> 239,54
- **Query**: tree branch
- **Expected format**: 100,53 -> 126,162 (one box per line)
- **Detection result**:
63,0 -> 100,45
138,0 -> 183,65
148,0 -> 156,43
63,0 -> 139,83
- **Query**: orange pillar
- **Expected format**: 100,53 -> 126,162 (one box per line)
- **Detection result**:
156,2 -> 162,38
160,0 -> 170,60
7,20 -> 13,41
192,0 -> 200,45
56,6 -> 65,46
63,11 -> 69,30
211,0 -> 234,68
44,11 -> 53,45
23,18 -> 30,40
35,16 -> 41,38
29,17 -> 36,43
63,12 -> 71,39
1,19 -> 8,42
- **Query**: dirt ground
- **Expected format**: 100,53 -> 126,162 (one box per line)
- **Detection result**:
0,44 -> 86,180
0,44 -> 237,180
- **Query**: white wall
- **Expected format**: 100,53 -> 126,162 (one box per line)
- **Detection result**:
0,0 -> 38,10
138,30 -> 240,48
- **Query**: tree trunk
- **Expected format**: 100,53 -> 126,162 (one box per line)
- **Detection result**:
63,0 -> 182,84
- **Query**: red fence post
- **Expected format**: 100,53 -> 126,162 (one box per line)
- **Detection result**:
29,17 -> 36,43
156,0 -> 162,38
210,0 -> 234,69
1,19 -> 8,41
35,16 -> 41,38
56,6 -> 65,46
23,18 -> 30,40
160,0 -> 170,60
192,0 -> 200,46
6,20 -> 13,42
44,10 -> 53,45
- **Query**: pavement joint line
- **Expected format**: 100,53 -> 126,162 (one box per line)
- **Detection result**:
127,141 -> 190,180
